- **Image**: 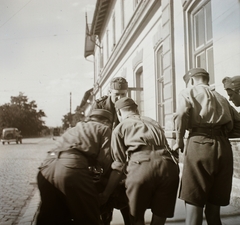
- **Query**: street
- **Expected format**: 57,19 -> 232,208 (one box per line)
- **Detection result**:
0,137 -> 55,225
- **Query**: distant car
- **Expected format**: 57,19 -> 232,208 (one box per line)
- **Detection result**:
1,128 -> 23,145
53,128 -> 60,136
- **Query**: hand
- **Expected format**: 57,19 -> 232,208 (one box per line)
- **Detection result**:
99,192 -> 109,205
173,139 -> 184,153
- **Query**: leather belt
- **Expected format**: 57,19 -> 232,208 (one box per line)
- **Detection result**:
127,145 -> 165,160
191,127 -> 225,137
57,148 -> 86,159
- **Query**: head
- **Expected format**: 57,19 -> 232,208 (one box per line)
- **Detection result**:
109,77 -> 128,104
222,76 -> 240,107
89,109 -> 113,126
115,97 -> 138,122
183,68 -> 209,87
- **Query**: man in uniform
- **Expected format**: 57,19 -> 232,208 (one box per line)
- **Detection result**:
173,68 -> 240,225
222,76 -> 240,107
100,97 -> 179,225
36,109 -> 113,225
90,77 -> 130,225
90,76 -> 128,129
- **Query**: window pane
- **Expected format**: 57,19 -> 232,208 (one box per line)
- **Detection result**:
205,2 -> 212,42
112,13 -> 116,46
157,80 -> 164,127
157,48 -> 163,78
207,47 -> 215,84
156,47 -> 164,126
196,52 -> 206,68
136,70 -> 144,115
194,9 -> 205,48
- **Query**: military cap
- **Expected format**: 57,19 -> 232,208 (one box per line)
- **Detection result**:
89,109 -> 113,122
115,97 -> 137,110
222,76 -> 240,92
183,68 -> 209,84
110,77 -> 128,90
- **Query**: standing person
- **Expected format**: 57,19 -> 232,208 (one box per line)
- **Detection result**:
36,109 -> 113,225
100,97 -> 180,225
91,77 -> 131,225
222,76 -> 240,107
173,68 -> 240,225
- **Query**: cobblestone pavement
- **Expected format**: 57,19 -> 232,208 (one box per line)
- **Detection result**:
0,137 -> 56,225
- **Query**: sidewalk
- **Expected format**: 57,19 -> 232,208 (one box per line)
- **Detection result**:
111,198 -> 240,225
17,187 -> 240,225
17,161 -> 240,225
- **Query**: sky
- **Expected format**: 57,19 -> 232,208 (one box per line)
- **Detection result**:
0,0 -> 96,127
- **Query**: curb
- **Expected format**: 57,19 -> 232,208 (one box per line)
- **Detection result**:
17,188 -> 40,225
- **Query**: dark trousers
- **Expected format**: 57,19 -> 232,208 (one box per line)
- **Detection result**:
36,172 -> 73,225
37,153 -> 101,225
100,184 -> 131,225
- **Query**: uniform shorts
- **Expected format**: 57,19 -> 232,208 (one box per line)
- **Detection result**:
125,149 -> 179,218
37,151 -> 101,225
179,135 -> 233,207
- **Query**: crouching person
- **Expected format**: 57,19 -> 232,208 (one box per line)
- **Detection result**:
100,97 -> 179,225
36,109 -> 113,225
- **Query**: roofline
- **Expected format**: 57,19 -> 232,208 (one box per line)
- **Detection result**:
90,0 -> 111,36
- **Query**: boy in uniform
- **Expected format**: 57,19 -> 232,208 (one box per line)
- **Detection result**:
173,68 -> 240,225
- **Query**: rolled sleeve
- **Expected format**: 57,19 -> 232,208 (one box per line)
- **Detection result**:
174,90 -> 191,139
111,161 -> 126,172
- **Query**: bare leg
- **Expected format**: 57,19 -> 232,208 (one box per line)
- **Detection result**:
185,202 -> 203,225
204,203 -> 222,225
150,214 -> 166,225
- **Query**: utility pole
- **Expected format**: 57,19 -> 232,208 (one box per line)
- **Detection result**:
69,92 -> 72,127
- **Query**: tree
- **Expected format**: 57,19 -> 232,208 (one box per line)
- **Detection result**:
61,112 -> 73,130
61,106 -> 85,130
0,92 -> 47,136
71,106 -> 85,126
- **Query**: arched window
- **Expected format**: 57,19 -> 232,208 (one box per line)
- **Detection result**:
156,46 -> 164,127
135,67 -> 144,115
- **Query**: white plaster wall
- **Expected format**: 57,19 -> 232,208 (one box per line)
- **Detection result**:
115,0 -> 123,43
142,42 -> 157,119
105,5 -> 162,120
173,0 -> 186,105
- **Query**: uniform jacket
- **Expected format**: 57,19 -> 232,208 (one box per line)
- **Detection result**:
174,84 -> 240,138
111,114 -> 170,173
40,119 -> 112,182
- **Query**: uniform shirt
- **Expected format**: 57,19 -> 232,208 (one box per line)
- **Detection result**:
111,114 -> 169,172
174,84 -> 240,138
52,120 -> 112,173
90,95 -> 119,129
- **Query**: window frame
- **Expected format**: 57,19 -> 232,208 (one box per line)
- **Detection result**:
155,45 -> 165,127
185,0 -> 215,84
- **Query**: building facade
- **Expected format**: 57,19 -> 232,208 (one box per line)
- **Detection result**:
84,0 -> 240,207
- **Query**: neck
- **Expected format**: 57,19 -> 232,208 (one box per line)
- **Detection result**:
121,111 -> 139,120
